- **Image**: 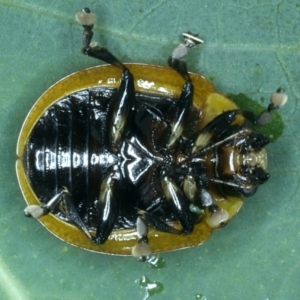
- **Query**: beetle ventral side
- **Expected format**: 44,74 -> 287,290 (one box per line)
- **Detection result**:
16,8 -> 287,259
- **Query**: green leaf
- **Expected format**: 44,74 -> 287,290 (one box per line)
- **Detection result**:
1,1 -> 299,300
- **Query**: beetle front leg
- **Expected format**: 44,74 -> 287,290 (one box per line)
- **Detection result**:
134,176 -> 194,236
189,110 -> 239,155
238,88 -> 288,126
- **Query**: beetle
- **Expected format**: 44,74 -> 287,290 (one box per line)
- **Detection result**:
16,8 -> 287,260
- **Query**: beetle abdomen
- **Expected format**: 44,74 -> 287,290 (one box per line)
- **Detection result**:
24,88 -> 117,219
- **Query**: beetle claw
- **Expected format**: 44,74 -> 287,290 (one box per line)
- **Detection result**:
182,32 -> 204,47
75,8 -> 97,26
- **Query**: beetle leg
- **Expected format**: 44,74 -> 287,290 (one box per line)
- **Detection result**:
131,216 -> 152,261
190,87 -> 288,155
24,187 -> 92,239
168,32 -> 203,82
160,176 -> 194,234
76,8 -> 127,71
238,88 -> 288,126
93,169 -> 121,244
108,69 -> 135,153
165,82 -> 194,149
206,204 -> 230,228
136,173 -> 192,236
199,188 -> 229,228
133,103 -> 169,153
76,9 -> 135,152
189,110 -> 239,154
164,33 -> 203,149
138,211 -> 182,235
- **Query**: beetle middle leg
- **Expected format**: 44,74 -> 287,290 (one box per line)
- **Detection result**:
163,33 -> 204,149
136,175 -> 195,236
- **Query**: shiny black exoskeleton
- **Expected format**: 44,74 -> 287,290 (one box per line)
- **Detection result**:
23,8 -> 285,257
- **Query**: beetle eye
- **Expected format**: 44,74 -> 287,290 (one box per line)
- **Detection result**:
206,208 -> 229,228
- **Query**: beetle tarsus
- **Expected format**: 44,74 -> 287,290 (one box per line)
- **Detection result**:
25,188 -> 92,240
168,32 -> 203,82
77,9 -> 128,72
132,217 -> 152,260
238,88 -> 288,126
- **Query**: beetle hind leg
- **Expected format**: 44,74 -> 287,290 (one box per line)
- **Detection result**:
24,187 -> 92,240
76,8 -> 136,153
93,169 -> 122,244
76,8 -> 127,71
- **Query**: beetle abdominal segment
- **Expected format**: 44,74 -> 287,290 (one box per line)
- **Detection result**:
16,8 -> 287,256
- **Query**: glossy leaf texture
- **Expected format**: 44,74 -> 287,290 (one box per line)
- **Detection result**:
1,1 -> 299,299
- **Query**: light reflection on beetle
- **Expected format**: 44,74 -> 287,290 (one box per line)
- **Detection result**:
16,8 -> 287,260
